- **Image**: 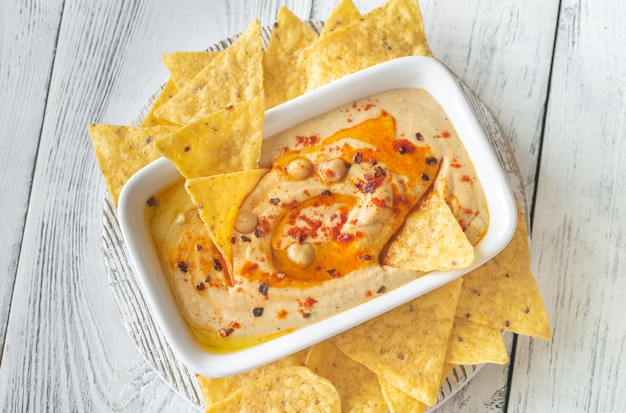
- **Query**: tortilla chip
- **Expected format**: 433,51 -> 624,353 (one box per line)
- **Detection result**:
306,340 -> 388,412
455,208 -> 552,339
203,366 -> 341,413
378,377 -> 427,413
445,317 -> 509,365
263,7 -> 318,109
154,97 -> 264,179
197,349 -> 307,406
185,169 -> 268,267
305,0 -> 432,90
141,79 -> 180,127
383,191 -> 475,271
334,278 -> 463,406
88,124 -> 178,205
320,0 -> 362,38
153,19 -> 263,125
162,51 -> 216,89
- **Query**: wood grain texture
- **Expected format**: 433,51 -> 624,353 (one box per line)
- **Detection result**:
511,0 -> 626,411
0,0 -> 64,358
8,0 -> 620,411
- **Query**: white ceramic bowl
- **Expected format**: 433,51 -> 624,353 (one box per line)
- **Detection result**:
118,56 -> 517,378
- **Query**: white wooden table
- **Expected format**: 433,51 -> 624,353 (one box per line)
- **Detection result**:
1,0 -> 625,411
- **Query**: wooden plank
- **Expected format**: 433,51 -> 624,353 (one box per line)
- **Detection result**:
420,1 -> 559,411
510,0 -> 626,411
0,0 -> 64,357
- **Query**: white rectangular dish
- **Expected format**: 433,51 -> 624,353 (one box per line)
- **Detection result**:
118,56 -> 517,378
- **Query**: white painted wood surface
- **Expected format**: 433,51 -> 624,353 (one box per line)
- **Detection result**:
0,0 -> 624,411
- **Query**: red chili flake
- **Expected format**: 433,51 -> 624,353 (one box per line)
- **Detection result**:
321,189 -> 331,196
213,259 -> 222,271
336,233 -> 354,242
372,197 -> 386,207
355,166 -> 387,193
415,132 -> 424,141
461,175 -> 471,182
195,282 -> 205,291
365,290 -> 372,297
146,196 -> 157,207
426,157 -> 438,165
442,130 -> 450,138
241,235 -> 252,242
258,282 -> 269,296
364,102 -> 375,111
303,189 -> 310,196
358,254 -> 373,261
254,228 -> 265,238
287,227 -> 308,243
176,261 -> 188,272
326,269 -> 339,277
303,297 -> 318,308
450,162 -> 461,168
270,198 -> 280,205
353,151 -> 363,164
251,307 -> 264,317
377,286 -> 387,294
295,134 -> 319,147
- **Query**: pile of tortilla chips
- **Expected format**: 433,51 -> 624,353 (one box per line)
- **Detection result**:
88,0 -> 551,411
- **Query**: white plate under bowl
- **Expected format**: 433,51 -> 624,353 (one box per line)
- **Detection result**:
117,55 -> 517,378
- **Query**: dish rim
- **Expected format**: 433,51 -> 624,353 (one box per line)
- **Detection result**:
118,55 -> 517,377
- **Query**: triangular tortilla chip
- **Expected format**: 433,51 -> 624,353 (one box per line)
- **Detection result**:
306,340 -> 388,412
88,124 -> 178,205
445,317 -> 509,365
203,366 -> 340,413
185,169 -> 268,267
197,349 -> 307,406
154,97 -> 264,179
320,0 -> 362,38
455,208 -> 552,339
153,19 -> 263,125
383,191 -> 475,271
162,51 -> 216,89
304,0 -> 432,90
263,7 -> 318,109
334,278 -> 463,406
141,79 -> 180,127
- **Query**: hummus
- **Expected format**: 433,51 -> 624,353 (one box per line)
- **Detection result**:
149,89 -> 488,350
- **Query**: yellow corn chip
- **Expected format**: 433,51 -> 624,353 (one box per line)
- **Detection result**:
334,278 -> 463,406
154,97 -> 264,179
203,366 -> 341,413
197,349 -> 307,406
154,19 -> 263,125
88,124 -> 178,205
383,191 -> 475,271
455,208 -> 552,339
263,7 -> 318,109
162,51 -> 216,89
445,317 -> 509,365
141,79 -> 180,127
185,169 -> 268,267
378,377 -> 427,413
306,340 -> 388,412
305,0 -> 432,90
320,0 -> 362,38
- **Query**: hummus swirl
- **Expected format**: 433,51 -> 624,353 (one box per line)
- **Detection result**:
150,89 -> 488,350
